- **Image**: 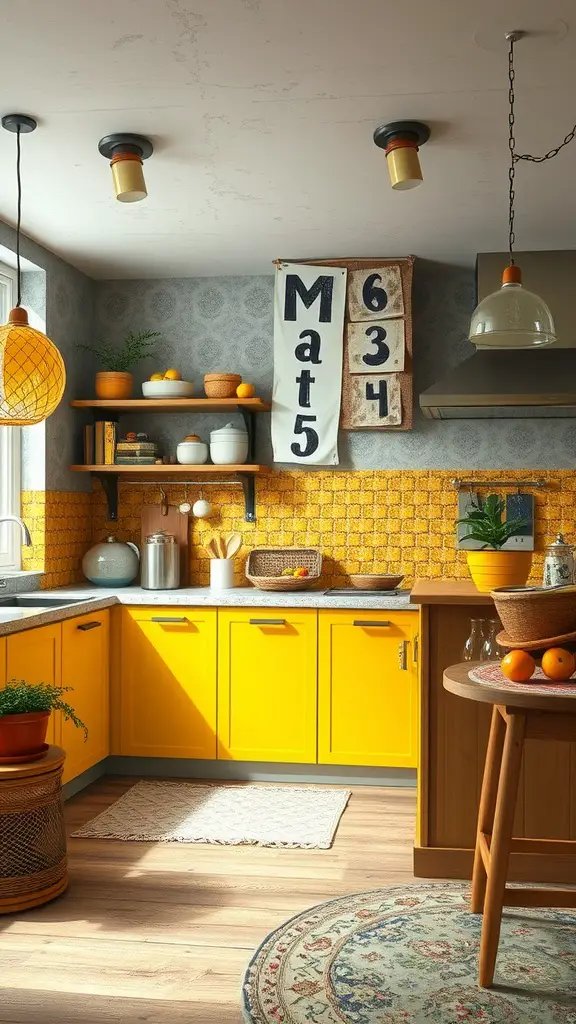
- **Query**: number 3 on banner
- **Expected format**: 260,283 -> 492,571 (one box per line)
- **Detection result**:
290,414 -> 319,457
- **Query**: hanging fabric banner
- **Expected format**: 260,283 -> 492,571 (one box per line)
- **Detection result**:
272,261 -> 347,465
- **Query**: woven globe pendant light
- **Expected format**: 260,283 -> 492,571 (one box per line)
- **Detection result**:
0,114 -> 66,425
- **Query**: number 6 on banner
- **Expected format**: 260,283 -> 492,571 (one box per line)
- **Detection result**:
347,266 -> 404,322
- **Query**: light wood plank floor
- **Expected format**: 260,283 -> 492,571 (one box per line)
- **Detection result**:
0,778 -> 417,1023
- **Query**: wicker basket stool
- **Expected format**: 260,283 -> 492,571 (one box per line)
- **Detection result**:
0,745 -> 67,913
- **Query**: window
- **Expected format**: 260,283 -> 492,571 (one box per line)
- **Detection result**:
0,262 -> 22,570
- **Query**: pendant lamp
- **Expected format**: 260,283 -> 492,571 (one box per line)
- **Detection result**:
0,114 -> 66,424
469,33 -> 557,349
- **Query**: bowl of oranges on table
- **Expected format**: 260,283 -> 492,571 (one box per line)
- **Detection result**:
142,368 -> 195,399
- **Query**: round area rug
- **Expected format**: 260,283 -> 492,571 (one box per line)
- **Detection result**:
242,883 -> 576,1023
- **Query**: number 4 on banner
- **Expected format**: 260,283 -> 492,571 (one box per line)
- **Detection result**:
347,266 -> 404,322
346,374 -> 402,427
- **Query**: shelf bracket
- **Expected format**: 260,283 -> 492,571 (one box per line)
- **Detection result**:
94,472 -> 119,521
237,405 -> 256,463
238,473 -> 256,522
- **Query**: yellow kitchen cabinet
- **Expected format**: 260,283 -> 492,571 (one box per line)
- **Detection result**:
119,607 -> 217,758
0,636 -> 5,686
6,623 -> 62,745
61,610 -> 110,784
318,610 -> 418,768
218,608 -> 317,762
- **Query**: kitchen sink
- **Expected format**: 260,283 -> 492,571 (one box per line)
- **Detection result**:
0,595 -> 86,608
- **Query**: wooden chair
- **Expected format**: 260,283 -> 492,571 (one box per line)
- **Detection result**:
444,664 -> 576,988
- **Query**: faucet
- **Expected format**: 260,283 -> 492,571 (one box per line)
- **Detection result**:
0,515 -> 32,547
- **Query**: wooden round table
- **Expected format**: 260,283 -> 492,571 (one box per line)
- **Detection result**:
0,745 -> 67,914
444,663 -> 576,988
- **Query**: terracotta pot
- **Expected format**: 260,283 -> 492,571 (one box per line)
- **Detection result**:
95,371 -> 133,400
467,550 -> 532,594
0,711 -> 50,758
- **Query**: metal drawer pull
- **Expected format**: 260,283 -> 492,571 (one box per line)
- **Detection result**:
151,616 -> 187,623
249,618 -> 286,625
399,640 -> 409,670
353,620 -> 391,627
77,621 -> 102,631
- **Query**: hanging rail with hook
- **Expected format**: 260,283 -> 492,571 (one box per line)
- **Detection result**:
451,478 -> 547,491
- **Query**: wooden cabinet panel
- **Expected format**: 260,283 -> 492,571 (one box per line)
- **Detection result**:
218,608 -> 317,763
318,610 -> 418,767
6,624 -> 61,745
119,607 -> 217,758
0,636 -> 6,686
61,610 -> 110,784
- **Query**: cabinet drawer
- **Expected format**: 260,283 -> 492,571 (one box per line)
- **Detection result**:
217,608 -> 317,763
318,610 -> 418,768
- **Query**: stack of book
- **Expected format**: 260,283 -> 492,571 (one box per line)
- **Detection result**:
115,439 -> 160,466
83,422 -> 117,465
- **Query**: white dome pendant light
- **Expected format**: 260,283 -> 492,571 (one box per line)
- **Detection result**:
469,31 -> 562,349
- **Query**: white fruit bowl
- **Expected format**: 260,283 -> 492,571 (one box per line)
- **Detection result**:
142,380 -> 194,399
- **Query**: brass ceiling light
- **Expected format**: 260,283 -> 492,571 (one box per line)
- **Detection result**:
98,133 -> 153,203
0,114 -> 66,425
373,120 -> 431,190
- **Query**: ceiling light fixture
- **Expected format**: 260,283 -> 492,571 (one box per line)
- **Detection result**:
468,31 -> 567,349
373,120 -> 431,190
98,133 -> 153,203
0,114 -> 66,425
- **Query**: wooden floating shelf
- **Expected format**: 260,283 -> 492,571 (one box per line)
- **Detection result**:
70,398 -> 271,413
69,464 -> 270,475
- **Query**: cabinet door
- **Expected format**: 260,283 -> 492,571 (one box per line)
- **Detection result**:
6,624 -> 62,745
318,610 -> 418,768
120,607 -> 217,758
218,608 -> 317,763
61,610 -> 110,784
0,636 -> 6,686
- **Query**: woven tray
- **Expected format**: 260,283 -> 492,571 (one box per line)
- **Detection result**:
246,548 -> 322,592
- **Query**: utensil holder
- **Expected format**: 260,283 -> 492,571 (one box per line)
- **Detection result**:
210,558 -> 235,590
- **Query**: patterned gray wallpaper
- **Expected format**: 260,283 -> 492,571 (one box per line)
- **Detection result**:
0,220 -> 95,492
94,262 -> 576,470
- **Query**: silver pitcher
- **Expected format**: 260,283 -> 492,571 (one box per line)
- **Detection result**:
542,533 -> 575,587
141,531 -> 180,590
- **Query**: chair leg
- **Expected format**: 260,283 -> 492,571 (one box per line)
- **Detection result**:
471,705 -> 506,914
479,712 -> 526,988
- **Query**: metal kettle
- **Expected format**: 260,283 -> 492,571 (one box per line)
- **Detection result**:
140,531 -> 180,590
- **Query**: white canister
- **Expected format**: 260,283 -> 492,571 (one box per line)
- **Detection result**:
210,558 -> 235,590
210,422 -> 249,465
543,534 -> 575,587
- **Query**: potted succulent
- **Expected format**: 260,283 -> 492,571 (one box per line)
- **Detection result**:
79,329 -> 161,399
457,493 -> 532,592
0,680 -> 87,760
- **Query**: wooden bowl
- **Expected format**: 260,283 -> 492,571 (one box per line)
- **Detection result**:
349,574 -> 404,591
491,585 -> 576,643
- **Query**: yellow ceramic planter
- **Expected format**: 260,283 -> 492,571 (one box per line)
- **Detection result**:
466,550 -> 532,593
95,371 -> 133,400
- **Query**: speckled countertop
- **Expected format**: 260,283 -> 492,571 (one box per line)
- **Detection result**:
0,584 -> 417,636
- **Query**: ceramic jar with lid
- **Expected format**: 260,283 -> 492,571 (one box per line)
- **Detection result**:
209,422 -> 249,465
82,536 -> 140,586
543,533 -> 575,587
176,433 -> 208,465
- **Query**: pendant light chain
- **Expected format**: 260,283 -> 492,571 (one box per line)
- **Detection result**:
507,36 -> 516,263
15,124 -> 22,307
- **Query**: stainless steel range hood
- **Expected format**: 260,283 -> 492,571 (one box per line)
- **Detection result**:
419,250 -> 576,420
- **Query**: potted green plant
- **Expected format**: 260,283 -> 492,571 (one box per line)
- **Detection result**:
457,493 -> 532,592
79,329 -> 161,399
0,680 -> 87,760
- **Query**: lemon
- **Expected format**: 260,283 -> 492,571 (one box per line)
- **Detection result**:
164,368 -> 182,381
236,382 -> 255,398
149,372 -> 164,381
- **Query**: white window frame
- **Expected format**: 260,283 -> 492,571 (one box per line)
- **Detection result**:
0,262 -> 22,570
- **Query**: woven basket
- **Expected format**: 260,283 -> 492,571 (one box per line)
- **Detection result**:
204,373 -> 242,398
491,585 -> 576,643
246,548 -> 322,591
349,574 -> 404,591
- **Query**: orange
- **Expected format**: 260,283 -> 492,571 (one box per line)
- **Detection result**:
500,650 -> 535,683
149,372 -> 164,381
294,567 -> 309,578
164,368 -> 182,381
541,647 -> 575,681
236,382 -> 255,398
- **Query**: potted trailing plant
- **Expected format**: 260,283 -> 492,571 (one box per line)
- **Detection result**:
457,493 -> 532,592
79,329 -> 161,399
0,680 -> 87,760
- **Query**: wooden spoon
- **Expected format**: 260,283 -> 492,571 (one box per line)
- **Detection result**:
225,532 -> 242,559
218,535 -> 228,559
205,538 -> 219,559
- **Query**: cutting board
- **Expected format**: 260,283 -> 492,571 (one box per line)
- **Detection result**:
140,504 -> 190,586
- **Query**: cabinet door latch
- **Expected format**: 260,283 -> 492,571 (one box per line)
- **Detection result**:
398,640 -> 409,671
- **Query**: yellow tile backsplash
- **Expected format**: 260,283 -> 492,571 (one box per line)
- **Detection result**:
24,470 -> 576,589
